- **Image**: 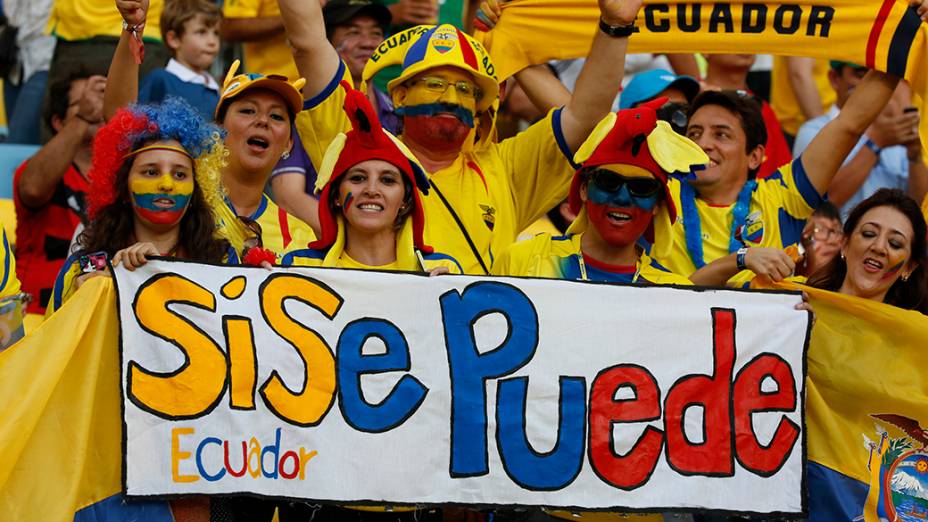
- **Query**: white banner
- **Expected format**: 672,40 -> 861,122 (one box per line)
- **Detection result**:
115,260 -> 809,514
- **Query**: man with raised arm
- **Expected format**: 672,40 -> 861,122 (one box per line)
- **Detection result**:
277,0 -> 642,274
667,49 -> 924,286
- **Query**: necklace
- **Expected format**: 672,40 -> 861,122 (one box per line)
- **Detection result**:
680,179 -> 757,269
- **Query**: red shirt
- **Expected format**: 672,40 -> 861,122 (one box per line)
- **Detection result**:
758,99 -> 793,179
14,160 -> 89,314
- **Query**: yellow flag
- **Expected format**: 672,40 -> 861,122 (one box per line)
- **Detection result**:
0,278 -> 171,520
775,282 -> 928,520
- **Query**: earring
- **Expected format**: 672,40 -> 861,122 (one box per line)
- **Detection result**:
840,252 -> 845,260
902,272 -> 910,282
281,150 -> 290,160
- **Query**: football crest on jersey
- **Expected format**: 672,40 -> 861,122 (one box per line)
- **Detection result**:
480,204 -> 496,230
736,210 -> 765,246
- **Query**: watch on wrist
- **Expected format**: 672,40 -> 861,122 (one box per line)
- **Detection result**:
599,18 -> 636,37
736,247 -> 749,271
864,138 -> 882,156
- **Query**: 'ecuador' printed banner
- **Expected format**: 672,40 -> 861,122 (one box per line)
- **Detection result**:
114,260 -> 809,514
475,0 -> 928,82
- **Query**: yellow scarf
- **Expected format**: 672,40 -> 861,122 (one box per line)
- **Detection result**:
475,0 -> 928,157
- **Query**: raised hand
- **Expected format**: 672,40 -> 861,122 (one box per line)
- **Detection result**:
116,0 -> 149,27
598,0 -> 643,26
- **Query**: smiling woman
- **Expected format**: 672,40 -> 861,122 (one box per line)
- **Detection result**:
46,98 -> 233,316
808,188 -> 928,314
281,83 -> 462,275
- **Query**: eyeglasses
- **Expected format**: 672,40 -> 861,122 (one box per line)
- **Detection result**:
410,77 -> 483,101
587,169 -> 662,198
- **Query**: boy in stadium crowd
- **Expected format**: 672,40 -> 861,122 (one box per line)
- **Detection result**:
138,0 -> 223,120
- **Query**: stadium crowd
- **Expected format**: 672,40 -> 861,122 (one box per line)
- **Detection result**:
0,0 -> 927,519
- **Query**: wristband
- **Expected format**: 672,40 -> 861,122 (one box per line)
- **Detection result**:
599,18 -> 636,37
736,247 -> 749,271
122,20 -> 146,65
864,138 -> 882,156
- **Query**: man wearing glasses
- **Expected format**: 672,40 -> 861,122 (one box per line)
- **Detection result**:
654,60 -> 912,286
277,0 -> 644,274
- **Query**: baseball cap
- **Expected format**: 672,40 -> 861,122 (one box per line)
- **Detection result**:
619,69 -> 701,110
362,24 -> 499,112
323,0 -> 392,34
215,60 -> 306,121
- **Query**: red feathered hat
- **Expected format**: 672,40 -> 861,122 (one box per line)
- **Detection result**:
568,98 -> 676,219
312,81 -> 432,252
566,98 -> 709,254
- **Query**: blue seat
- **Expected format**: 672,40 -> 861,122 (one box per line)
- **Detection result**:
0,144 -> 40,200
0,143 -> 41,243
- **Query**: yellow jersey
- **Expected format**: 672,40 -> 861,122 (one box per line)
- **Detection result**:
222,0 -> 299,79
281,215 -> 463,274
296,61 -> 575,274
219,194 -> 316,261
770,57 -> 836,136
492,232 -> 692,286
654,158 -> 822,284
47,0 -> 163,41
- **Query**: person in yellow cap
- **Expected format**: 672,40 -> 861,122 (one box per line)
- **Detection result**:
492,99 -> 700,286
282,82 -> 462,275
107,0 -> 316,259
277,0 -> 644,275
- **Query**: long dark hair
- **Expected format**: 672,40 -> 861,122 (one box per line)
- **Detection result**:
807,189 -> 927,314
78,155 -> 229,263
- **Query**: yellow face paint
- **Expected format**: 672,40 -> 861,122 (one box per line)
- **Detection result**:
128,146 -> 195,226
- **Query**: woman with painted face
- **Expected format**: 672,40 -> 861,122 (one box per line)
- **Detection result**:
492,99 -> 704,285
108,0 -> 316,256
47,98 -> 230,314
808,188 -> 927,314
282,83 -> 462,275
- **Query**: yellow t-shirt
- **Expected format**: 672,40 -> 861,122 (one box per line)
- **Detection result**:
296,61 -> 576,275
283,248 -> 462,274
47,0 -> 163,41
492,232 -> 692,286
222,0 -> 299,80
654,158 -> 822,284
770,56 -> 836,136
218,194 -> 316,260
